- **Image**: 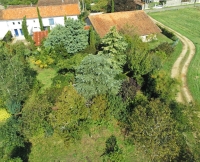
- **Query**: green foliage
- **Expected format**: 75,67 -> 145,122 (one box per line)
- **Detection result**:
75,54 -> 122,99
105,135 -> 119,154
111,0 -> 114,12
22,16 -> 32,42
89,95 -> 108,121
0,0 -> 37,5
91,0 -> 108,12
157,25 -> 178,41
49,85 -> 88,142
98,26 -> 127,69
2,30 -> 12,42
37,7 -> 44,31
88,27 -> 96,54
44,18 -> 88,54
129,99 -> 180,161
119,77 -> 140,103
102,135 -> 124,162
0,117 -> 24,160
153,42 -> 174,56
0,43 -> 35,114
114,0 -> 136,12
144,70 -> 178,103
20,93 -> 52,138
125,35 -> 153,84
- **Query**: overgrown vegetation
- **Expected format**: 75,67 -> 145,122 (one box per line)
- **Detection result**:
0,16 -> 199,161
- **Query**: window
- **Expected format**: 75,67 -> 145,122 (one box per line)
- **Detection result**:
20,29 -> 23,35
33,20 -> 35,23
14,29 -> 19,36
49,18 -> 54,25
13,22 -> 15,25
18,22 -> 20,24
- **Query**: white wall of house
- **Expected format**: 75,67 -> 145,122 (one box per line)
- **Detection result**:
0,21 -> 9,39
0,15 -> 78,39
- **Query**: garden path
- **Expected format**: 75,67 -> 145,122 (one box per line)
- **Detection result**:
151,18 -> 195,104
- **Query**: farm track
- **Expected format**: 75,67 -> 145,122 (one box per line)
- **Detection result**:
151,18 -> 195,104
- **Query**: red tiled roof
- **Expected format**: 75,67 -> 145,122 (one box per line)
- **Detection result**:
0,4 -> 80,20
33,30 -> 48,46
88,10 -> 161,37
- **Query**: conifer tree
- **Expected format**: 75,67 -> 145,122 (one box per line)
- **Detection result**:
37,7 -> 44,31
22,16 -> 31,42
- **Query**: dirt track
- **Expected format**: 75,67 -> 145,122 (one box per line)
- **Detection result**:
151,19 -> 195,103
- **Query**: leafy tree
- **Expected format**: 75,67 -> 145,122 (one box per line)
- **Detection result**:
20,92 -> 52,139
37,7 -> 44,31
44,19 -> 88,54
0,117 -> 25,160
143,70 -> 178,103
119,77 -> 140,103
111,0 -> 114,12
129,99 -> 180,161
89,95 -> 108,121
91,0 -> 109,12
114,0 -> 136,12
22,16 -> 32,42
123,33 -> 152,84
75,54 -> 122,99
0,43 -> 34,114
98,26 -> 127,69
49,85 -> 88,142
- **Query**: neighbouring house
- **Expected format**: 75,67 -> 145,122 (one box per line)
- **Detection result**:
160,0 -> 200,6
88,10 -> 161,42
0,0 -> 80,39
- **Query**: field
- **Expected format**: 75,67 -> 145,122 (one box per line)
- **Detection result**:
149,7 -> 200,104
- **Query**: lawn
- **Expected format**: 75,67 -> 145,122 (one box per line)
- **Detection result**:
149,7 -> 200,104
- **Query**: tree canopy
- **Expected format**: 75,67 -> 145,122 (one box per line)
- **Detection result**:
44,19 -> 88,54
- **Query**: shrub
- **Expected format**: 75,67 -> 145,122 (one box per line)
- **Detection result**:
2,31 -> 13,42
154,42 -> 174,56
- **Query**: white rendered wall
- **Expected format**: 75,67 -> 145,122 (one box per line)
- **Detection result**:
0,15 -> 78,39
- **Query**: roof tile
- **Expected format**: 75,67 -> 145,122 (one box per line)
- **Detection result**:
0,4 -> 80,20
88,10 -> 161,37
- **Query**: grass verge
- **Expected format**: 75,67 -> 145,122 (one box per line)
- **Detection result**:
149,7 -> 200,104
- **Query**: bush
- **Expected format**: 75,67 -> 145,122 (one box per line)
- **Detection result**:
158,24 -> 178,41
2,30 -> 13,42
153,42 -> 174,56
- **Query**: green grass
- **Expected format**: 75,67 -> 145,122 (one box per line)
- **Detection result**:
162,41 -> 183,73
36,68 -> 56,92
149,7 -> 200,104
28,120 -> 137,162
29,58 -> 57,92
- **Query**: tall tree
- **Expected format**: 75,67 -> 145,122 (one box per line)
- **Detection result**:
37,7 -> 44,31
111,0 -> 114,12
49,85 -> 88,142
114,0 -> 136,12
129,99 -> 180,161
75,54 -> 122,99
98,26 -> 127,69
22,16 -> 32,42
0,42 -> 34,115
44,19 -> 88,54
